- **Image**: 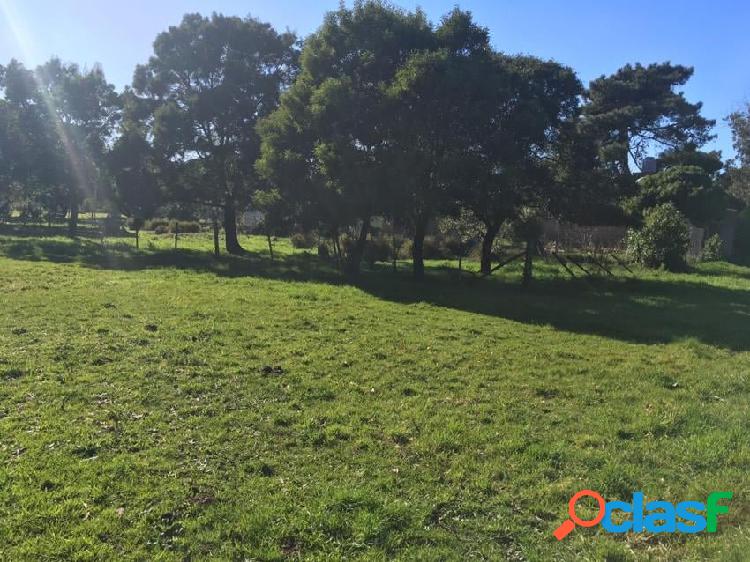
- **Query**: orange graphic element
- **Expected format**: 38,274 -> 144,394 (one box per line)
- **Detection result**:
553,490 -> 606,540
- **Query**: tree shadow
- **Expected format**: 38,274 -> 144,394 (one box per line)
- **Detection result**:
1,233 -> 749,351
357,268 -> 750,351
0,222 -> 112,240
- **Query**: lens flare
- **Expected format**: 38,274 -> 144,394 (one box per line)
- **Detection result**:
0,0 -> 93,208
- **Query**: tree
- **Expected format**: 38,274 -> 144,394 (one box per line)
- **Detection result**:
585,63 -> 714,180
454,55 -> 583,278
0,60 -> 67,225
625,165 -> 729,226
35,58 -> 120,234
134,13 -> 297,254
438,209 -> 482,274
108,128 -> 161,248
659,143 -> 723,175
727,104 -> 750,205
386,9 -> 492,279
258,0 -> 433,277
252,188 -> 289,260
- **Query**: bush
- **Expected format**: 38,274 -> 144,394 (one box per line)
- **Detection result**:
733,209 -> 750,265
626,204 -> 690,271
102,215 -> 124,236
701,234 -> 725,262
143,219 -> 201,234
422,236 -> 452,260
144,218 -> 170,231
363,237 -> 391,265
290,232 -> 317,249
173,220 -> 201,233
127,217 -> 146,232
0,201 -> 11,222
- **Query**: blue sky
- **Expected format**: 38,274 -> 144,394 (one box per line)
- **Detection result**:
1,0 -> 748,157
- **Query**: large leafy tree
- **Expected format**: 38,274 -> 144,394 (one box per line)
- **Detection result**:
727,104 -> 750,205
258,0 -> 433,276
0,60 -> 65,223
108,127 -> 161,249
133,13 -> 296,254
447,54 -> 584,276
585,63 -> 714,181
386,9 -> 493,279
35,58 -> 120,233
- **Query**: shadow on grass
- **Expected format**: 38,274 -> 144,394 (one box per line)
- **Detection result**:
2,233 -> 749,351
0,221 -> 115,240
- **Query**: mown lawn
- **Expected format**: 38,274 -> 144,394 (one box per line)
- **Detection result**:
1,229 -> 749,561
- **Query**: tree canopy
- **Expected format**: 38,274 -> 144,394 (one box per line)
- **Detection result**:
0,2 -> 732,278
133,13 -> 297,253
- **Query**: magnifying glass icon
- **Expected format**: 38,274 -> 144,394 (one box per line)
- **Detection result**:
553,489 -> 606,540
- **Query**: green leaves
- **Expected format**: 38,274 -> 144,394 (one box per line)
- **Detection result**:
628,165 -> 728,226
585,62 -> 715,174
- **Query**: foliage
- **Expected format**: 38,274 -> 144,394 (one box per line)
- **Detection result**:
142,219 -> 202,234
585,62 -> 715,177
732,208 -> 750,264
362,237 -> 392,266
257,0 -> 433,275
438,209 -> 482,258
290,231 -> 317,249
133,13 -> 297,253
626,203 -> 690,270
625,165 -> 728,226
1,59 -> 119,231
727,104 -> 750,205
107,129 -> 161,237
701,233 -> 725,262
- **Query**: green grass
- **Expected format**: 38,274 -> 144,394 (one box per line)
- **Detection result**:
1,228 -> 749,561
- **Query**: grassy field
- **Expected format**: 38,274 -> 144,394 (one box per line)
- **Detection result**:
1,227 -> 749,561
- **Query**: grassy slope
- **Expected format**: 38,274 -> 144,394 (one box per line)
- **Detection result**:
0,231 -> 749,561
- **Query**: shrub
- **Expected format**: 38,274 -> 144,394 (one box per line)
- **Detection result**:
144,219 -> 201,234
173,221 -> 201,233
102,215 -> 124,236
317,243 -> 330,261
0,201 -> 11,222
733,209 -> 750,265
701,234 -> 725,262
363,237 -> 391,266
626,203 -> 690,271
290,232 -> 317,249
144,218 -> 170,231
127,217 -> 146,232
422,236 -> 452,260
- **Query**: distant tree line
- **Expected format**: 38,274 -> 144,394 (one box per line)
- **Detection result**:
1,1 -> 747,279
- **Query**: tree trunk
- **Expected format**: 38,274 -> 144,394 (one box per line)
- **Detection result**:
345,216 -> 371,278
480,222 -> 501,276
332,228 -> 342,272
223,197 -> 243,254
174,222 -> 178,250
522,237 -> 534,288
412,217 -> 427,280
135,227 -> 140,250
213,217 -> 220,258
68,197 -> 79,237
392,231 -> 398,273
267,232 -> 274,261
